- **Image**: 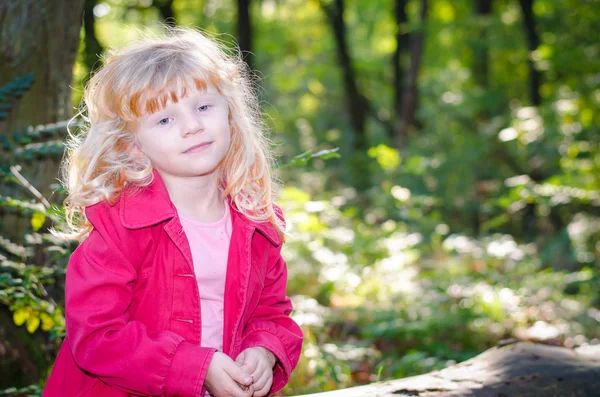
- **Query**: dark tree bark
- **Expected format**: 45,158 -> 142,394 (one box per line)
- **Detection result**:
518,0 -> 542,106
319,0 -> 369,152
236,0 -> 255,69
471,0 -> 493,237
83,0 -> 104,73
154,0 -> 176,26
392,0 -> 409,142
0,0 -> 84,196
396,0 -> 428,150
317,0 -> 373,192
292,342 -> 600,397
0,1 -> 84,384
473,0 -> 493,88
518,0 -> 547,240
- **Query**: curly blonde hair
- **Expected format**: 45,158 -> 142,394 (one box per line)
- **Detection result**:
60,27 -> 282,239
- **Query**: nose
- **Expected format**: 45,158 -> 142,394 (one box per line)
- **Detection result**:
181,111 -> 203,137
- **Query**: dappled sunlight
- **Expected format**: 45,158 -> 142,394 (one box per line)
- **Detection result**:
281,175 -> 598,391
443,234 -> 483,257
283,179 -> 600,384
284,195 -> 599,389
290,296 -> 331,328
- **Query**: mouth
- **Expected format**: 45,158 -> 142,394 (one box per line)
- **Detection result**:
184,142 -> 212,154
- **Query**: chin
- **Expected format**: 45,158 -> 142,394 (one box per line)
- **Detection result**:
186,166 -> 220,177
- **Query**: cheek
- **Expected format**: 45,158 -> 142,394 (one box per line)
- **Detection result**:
136,139 -> 166,164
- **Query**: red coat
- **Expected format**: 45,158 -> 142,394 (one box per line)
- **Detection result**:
43,174 -> 303,396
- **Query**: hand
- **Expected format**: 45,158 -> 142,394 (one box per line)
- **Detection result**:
205,352 -> 254,397
235,347 -> 276,397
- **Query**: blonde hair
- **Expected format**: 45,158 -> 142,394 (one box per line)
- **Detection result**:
60,27 -> 282,239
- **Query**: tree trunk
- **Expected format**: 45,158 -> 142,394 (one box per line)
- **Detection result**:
236,0 -> 254,69
319,0 -> 369,152
392,0 -> 409,142
473,0 -> 492,89
0,0 -> 84,196
155,0 -> 176,26
83,0 -> 104,73
396,0 -> 428,150
517,0 -> 547,241
0,2 -> 82,384
296,342 -> 600,397
317,0 -> 371,192
518,0 -> 542,107
471,0 -> 493,237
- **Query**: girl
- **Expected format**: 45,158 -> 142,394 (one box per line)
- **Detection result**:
43,27 -> 303,397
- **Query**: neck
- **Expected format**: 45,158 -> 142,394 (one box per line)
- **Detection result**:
159,172 -> 225,223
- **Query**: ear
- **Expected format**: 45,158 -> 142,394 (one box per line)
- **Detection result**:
125,137 -> 144,156
128,144 -> 143,156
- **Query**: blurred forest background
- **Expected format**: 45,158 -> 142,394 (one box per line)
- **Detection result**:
0,0 -> 598,395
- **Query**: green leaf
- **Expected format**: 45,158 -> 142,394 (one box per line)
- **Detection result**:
368,144 -> 401,171
313,148 -> 341,160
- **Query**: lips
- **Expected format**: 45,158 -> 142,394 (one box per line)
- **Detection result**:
184,142 -> 212,153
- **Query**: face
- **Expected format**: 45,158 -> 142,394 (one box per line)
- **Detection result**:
135,85 -> 231,185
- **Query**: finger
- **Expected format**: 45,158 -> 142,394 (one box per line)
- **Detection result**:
227,381 -> 254,397
241,361 -> 257,375
237,382 -> 255,397
251,364 -> 271,383
241,354 -> 259,373
252,371 -> 270,393
235,351 -> 247,365
254,383 -> 270,397
224,376 -> 255,397
260,374 -> 274,397
224,360 -> 253,386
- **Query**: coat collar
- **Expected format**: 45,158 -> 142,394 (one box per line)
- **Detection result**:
118,171 -> 281,246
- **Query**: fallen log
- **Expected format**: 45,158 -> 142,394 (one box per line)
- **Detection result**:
297,341 -> 600,396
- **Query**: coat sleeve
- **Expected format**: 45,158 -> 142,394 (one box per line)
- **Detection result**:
238,214 -> 304,395
65,204 -> 214,397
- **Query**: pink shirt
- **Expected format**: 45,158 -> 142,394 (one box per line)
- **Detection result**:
179,202 -> 232,352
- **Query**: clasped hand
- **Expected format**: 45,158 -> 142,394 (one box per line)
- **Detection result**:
204,348 -> 275,397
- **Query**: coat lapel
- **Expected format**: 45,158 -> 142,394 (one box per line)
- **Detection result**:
222,207 -> 254,356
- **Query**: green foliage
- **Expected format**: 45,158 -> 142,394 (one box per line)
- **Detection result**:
0,384 -> 41,397
280,190 -> 599,390
2,0 -> 599,394
0,73 -> 35,121
276,147 -> 341,169
0,76 -> 73,392
0,229 -> 69,339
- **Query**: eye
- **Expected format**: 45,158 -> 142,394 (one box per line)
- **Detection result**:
197,105 -> 210,112
158,117 -> 171,126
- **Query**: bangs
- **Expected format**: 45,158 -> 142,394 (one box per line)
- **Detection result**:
122,66 -> 223,120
